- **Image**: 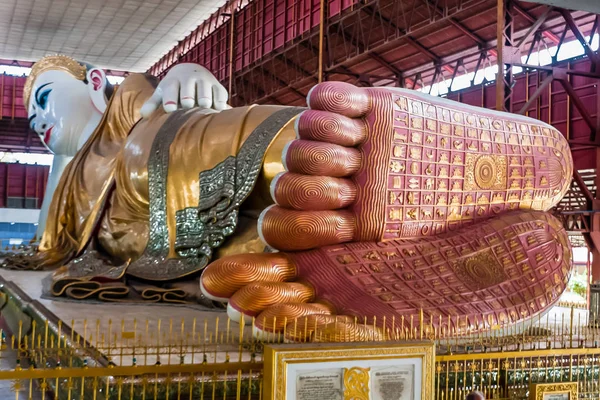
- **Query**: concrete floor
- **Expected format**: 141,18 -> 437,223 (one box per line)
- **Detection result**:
0,269 -> 251,367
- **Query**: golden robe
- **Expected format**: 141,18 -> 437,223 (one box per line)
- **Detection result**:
29,74 -> 299,301
39,74 -> 158,265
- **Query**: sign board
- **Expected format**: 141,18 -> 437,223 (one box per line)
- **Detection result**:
263,341 -> 435,400
529,382 -> 578,400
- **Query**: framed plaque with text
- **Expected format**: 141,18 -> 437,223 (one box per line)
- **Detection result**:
528,382 -> 578,400
263,341 -> 435,400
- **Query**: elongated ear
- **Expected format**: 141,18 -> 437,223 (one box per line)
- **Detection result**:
86,68 -> 108,113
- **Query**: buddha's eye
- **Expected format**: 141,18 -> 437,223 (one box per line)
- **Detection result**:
37,89 -> 51,110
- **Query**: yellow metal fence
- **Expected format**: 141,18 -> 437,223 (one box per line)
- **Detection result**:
0,307 -> 597,399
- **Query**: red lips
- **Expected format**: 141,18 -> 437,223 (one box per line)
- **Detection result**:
43,126 -> 53,144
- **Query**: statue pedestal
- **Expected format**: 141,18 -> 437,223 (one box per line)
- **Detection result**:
0,269 -> 240,367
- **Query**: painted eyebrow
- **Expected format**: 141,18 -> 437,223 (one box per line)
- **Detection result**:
34,82 -> 52,103
28,114 -> 37,130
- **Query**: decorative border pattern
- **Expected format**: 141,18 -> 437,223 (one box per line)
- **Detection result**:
174,107 -> 304,259
529,382 -> 578,400
130,107 -> 302,281
147,110 -> 196,257
343,367 -> 370,400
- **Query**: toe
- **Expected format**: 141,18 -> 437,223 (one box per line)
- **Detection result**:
307,82 -> 370,117
312,317 -> 384,342
271,173 -> 357,210
254,303 -> 334,333
282,315 -> 384,342
200,253 -> 296,301
228,282 -> 315,319
258,206 -> 355,251
296,110 -> 367,146
283,140 -> 361,177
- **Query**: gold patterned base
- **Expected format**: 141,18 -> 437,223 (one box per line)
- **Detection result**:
48,249 -> 217,307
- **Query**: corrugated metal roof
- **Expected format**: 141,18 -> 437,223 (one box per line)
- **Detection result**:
0,0 -> 227,71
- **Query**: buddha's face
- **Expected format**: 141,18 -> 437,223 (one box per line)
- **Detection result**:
27,70 -> 103,156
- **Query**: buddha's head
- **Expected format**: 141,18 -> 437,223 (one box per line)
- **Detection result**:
24,55 -> 114,156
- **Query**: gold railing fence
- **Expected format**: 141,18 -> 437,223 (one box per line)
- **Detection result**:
436,348 -> 600,399
0,306 -> 598,399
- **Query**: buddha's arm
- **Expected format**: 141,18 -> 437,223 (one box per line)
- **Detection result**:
36,155 -> 73,239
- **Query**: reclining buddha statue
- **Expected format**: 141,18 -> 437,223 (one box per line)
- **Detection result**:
6,54 -> 573,341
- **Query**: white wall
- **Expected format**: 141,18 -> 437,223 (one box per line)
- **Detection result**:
0,208 -> 40,224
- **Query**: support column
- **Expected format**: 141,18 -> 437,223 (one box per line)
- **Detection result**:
318,0 -> 328,83
592,146 -> 600,283
590,144 -> 600,322
228,1 -> 236,97
496,0 -> 514,112
592,249 -> 600,284
395,73 -> 404,88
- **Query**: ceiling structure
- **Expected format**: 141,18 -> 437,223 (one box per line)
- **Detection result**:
148,0 -> 599,108
526,0 -> 600,14
3,0 -> 599,155
0,0 -> 227,72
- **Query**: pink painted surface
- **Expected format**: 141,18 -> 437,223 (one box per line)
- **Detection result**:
1,74 -> 27,120
292,211 -> 571,332
0,163 -> 49,209
148,0 -> 359,78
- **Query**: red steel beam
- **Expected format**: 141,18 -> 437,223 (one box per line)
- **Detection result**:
560,9 -> 600,68
591,148 -> 600,282
334,23 -> 404,77
219,0 -> 594,105
517,72 -> 554,114
513,2 -> 560,44
401,11 -> 596,90
515,5 -> 555,49
449,19 -> 498,58
230,0 -> 492,97
261,69 -> 307,101
0,59 -> 33,68
370,53 -> 403,77
360,4 -> 454,74
424,0 -> 498,58
574,170 -> 594,205
559,78 -> 598,141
